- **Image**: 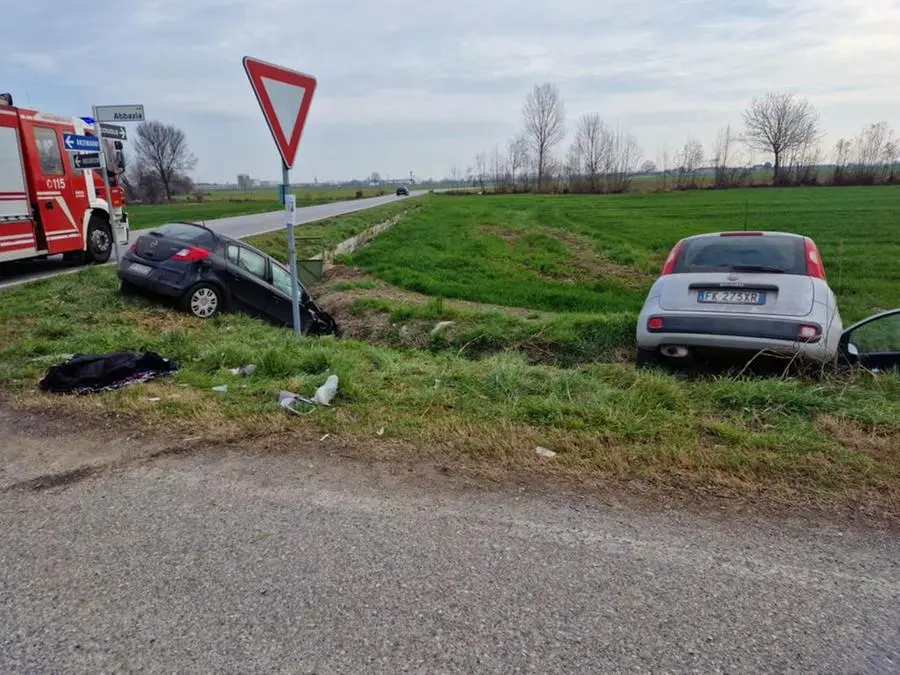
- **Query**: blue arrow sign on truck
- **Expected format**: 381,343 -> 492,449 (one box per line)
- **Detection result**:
62,133 -> 101,153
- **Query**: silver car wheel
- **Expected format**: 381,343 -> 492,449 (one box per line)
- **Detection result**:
190,287 -> 219,318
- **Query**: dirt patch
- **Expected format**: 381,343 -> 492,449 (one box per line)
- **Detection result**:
477,224 -> 520,243
313,265 -> 549,320
816,415 -> 900,464
547,229 -> 655,289
317,289 -> 395,343
311,265 -> 553,349
478,223 -> 654,289
320,265 -> 368,284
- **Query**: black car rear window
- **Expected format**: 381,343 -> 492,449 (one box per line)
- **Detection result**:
673,235 -> 806,275
153,223 -> 215,248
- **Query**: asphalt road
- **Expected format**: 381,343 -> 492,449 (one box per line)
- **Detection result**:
1,446 -> 898,673
0,191 -> 423,292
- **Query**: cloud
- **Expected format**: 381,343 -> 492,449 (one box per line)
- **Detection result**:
6,0 -> 900,181
7,53 -> 58,74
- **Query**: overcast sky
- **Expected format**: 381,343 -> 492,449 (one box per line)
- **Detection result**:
6,0 -> 900,183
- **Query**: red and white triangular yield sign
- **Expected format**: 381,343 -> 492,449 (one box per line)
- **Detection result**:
243,56 -> 317,169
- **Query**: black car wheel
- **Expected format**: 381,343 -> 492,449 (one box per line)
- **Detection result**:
86,216 -> 113,263
182,283 -> 222,319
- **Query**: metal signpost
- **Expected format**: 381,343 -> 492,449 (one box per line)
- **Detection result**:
284,194 -> 302,334
243,56 -> 317,336
90,104 -> 145,263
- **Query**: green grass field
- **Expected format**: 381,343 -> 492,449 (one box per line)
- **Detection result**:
2,187 -> 899,519
349,187 -> 900,324
246,200 -> 422,260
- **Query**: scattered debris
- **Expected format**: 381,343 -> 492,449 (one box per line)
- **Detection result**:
278,375 -> 339,414
377,427 -> 385,436
431,321 -> 454,335
212,385 -> 228,393
535,446 -> 557,458
146,397 -> 162,402
313,375 -> 339,406
278,390 -> 316,415
228,364 -> 257,377
38,351 -> 178,395
320,433 -> 330,442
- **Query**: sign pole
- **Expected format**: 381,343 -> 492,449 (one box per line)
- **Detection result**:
92,105 -> 121,264
283,164 -> 302,336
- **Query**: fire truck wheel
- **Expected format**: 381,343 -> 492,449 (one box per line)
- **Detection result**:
182,283 -> 223,319
86,216 -> 113,263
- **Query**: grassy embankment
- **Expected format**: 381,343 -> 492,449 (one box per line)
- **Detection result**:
1,188 -> 899,518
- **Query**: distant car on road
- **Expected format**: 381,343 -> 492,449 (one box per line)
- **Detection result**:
117,222 -> 338,335
636,230 -> 900,371
396,185 -> 409,196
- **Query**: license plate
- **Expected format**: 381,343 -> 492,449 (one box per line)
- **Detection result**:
697,290 -> 766,305
129,262 -> 152,277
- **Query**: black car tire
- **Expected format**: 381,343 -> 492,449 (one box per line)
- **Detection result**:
86,215 -> 114,264
635,347 -> 662,369
181,283 -> 223,319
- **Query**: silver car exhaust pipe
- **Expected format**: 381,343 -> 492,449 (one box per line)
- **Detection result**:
662,345 -> 689,358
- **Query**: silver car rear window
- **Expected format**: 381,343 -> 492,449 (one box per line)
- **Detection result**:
673,235 -> 806,275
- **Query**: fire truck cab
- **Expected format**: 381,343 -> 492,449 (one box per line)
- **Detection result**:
0,92 -> 129,265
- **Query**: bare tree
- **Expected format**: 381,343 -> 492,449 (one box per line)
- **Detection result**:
606,128 -> 642,193
449,164 -> 462,188
655,145 -> 670,190
851,122 -> 897,184
885,140 -> 899,182
522,82 -> 566,191
784,138 -> 821,185
711,124 -> 751,188
674,136 -> 704,189
133,121 -> 197,201
712,125 -> 733,188
832,138 -> 853,185
571,113 -> 610,191
473,152 -> 488,190
507,134 -> 529,191
640,160 -> 657,174
489,145 -> 507,191
741,92 -> 821,184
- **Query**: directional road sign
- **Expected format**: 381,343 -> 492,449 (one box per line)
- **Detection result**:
62,133 -> 101,153
73,153 -> 102,170
243,56 -> 317,169
94,104 -> 145,123
99,123 -> 127,141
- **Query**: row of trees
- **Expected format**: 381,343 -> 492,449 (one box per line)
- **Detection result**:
459,85 -> 899,193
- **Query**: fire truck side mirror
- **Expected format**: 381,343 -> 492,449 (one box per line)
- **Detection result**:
0,93 -> 12,106
114,141 -> 123,150
115,151 -> 126,171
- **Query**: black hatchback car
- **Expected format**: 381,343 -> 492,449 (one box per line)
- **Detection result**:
117,222 -> 338,335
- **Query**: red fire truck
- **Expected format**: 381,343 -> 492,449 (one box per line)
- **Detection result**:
0,92 -> 129,265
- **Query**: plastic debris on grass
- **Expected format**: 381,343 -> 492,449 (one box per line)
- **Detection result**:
279,375 -> 340,415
